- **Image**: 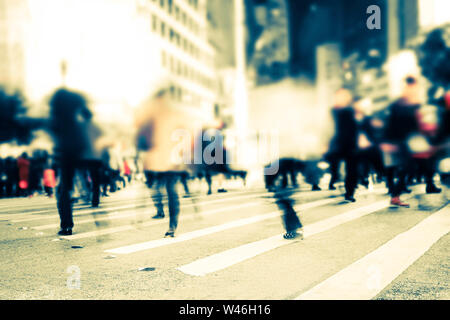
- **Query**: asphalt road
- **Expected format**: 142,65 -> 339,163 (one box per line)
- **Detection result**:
0,180 -> 448,300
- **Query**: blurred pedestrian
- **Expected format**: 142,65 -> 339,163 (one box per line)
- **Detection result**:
265,165 -> 304,240
135,85 -> 192,237
326,88 -> 358,202
48,88 -> 93,235
381,76 -> 423,207
43,158 -> 56,197
17,152 -> 30,197
354,97 -> 385,188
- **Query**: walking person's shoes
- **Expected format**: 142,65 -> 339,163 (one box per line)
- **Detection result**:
57,228 -> 72,236
344,195 -> 356,202
164,230 -> 175,238
152,213 -> 165,219
283,229 -> 303,240
217,188 -> 227,193
426,184 -> 442,194
390,196 -> 410,208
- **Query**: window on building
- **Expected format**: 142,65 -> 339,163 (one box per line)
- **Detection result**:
167,0 -> 173,13
169,28 -> 175,42
182,12 -> 187,25
160,21 -> 166,37
159,0 -> 165,9
152,15 -> 158,32
175,6 -> 180,20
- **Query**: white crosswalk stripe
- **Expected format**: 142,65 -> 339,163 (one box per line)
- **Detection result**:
176,198 -> 395,276
295,205 -> 450,300
104,197 -> 339,254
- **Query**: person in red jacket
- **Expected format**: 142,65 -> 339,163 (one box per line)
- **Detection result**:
17,152 -> 30,197
43,158 -> 56,197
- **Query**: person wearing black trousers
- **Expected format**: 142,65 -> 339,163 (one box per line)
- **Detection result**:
48,88 -> 93,235
265,166 -> 304,240
327,88 -> 359,202
145,171 -> 180,231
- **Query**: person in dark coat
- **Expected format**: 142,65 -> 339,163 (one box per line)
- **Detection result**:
48,88 -> 93,235
326,88 -> 359,202
380,76 -> 429,207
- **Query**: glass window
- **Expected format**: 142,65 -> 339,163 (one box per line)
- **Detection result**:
152,15 -> 158,32
159,0 -> 165,9
160,21 -> 166,37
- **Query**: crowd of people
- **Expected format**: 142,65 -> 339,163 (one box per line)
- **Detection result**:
276,76 -> 449,239
0,74 -> 448,240
0,147 -> 134,204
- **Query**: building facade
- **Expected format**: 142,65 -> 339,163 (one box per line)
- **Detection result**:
137,0 -> 218,121
0,0 -> 220,124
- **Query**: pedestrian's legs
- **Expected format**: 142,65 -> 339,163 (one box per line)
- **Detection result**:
147,171 -> 165,218
56,160 -> 75,231
328,155 -> 339,189
165,173 -> 180,233
87,160 -> 101,207
205,171 -> 212,194
422,157 -> 441,193
274,188 -> 303,239
44,186 -> 53,197
180,172 -> 190,196
344,154 -> 358,199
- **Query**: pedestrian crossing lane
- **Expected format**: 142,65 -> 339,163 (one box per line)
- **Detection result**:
176,198 -> 394,276
295,205 -> 450,300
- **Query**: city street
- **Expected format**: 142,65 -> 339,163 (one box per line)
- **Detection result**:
0,181 -> 448,300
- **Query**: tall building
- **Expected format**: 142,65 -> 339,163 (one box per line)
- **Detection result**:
138,0 -> 218,121
244,0 -> 290,84
0,0 -> 30,93
0,0 -> 219,124
206,0 -> 235,126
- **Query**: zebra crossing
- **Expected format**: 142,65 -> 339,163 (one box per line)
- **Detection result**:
0,181 -> 448,299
